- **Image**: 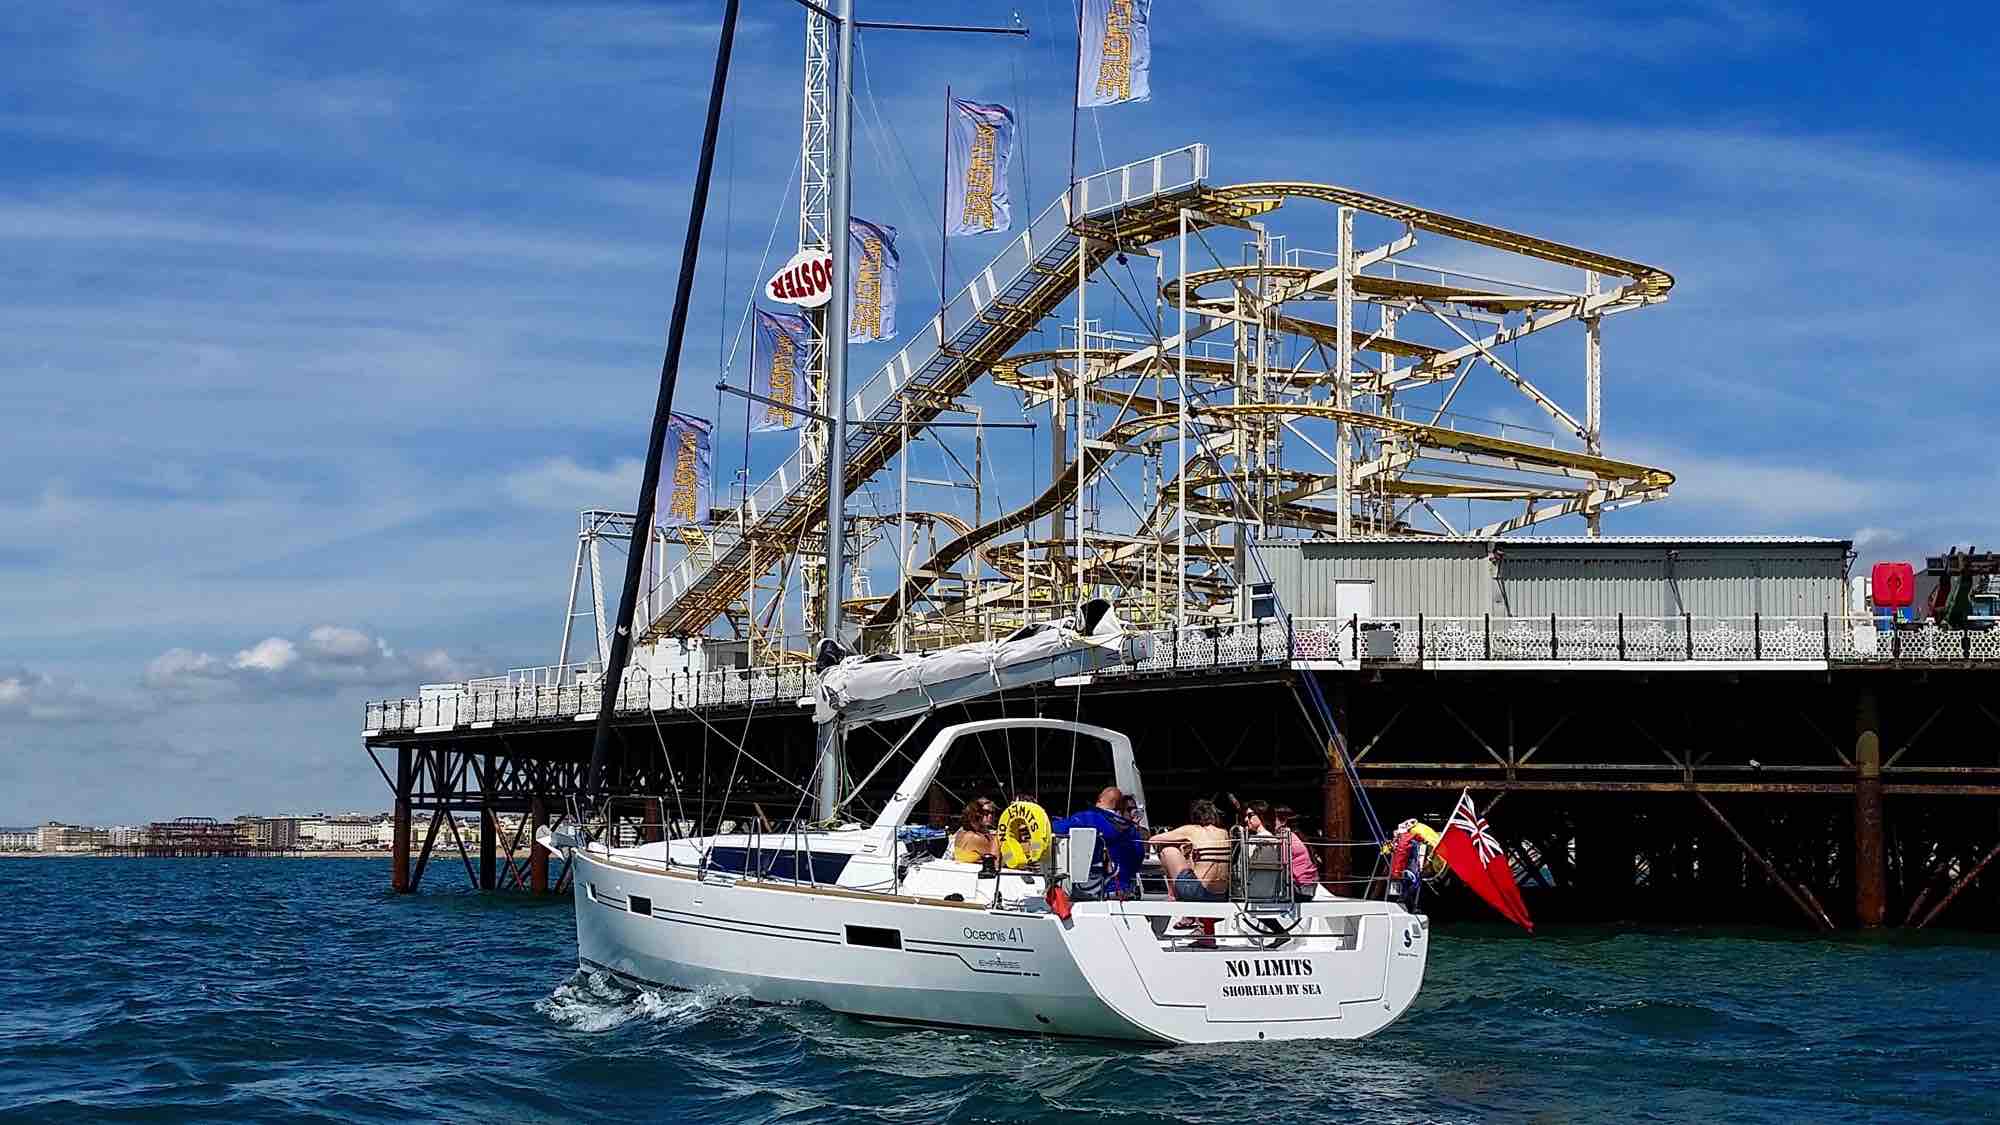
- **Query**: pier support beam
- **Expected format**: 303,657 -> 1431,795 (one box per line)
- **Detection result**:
1854,689 -> 1886,927
1322,680 -> 1354,886
1697,793 -> 1834,931
530,796 -> 550,894
474,804 -> 494,884
1578,808 -> 1632,913
479,754 -> 497,891
392,747 -> 413,894
1917,838 -> 2000,929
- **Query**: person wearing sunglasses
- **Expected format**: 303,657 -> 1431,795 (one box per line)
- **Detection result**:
952,798 -> 1000,864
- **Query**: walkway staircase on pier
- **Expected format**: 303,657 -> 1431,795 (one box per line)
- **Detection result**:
640,145 -> 1220,641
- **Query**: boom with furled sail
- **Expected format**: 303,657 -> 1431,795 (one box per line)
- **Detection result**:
812,598 -> 1149,727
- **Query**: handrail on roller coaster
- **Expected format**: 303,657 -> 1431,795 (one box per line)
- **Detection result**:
638,145 -> 1216,640
646,152 -> 1684,641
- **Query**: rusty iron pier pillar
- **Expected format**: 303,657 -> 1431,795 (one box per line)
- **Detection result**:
478,757 -> 497,892
529,795 -> 550,894
1854,688 -> 1887,927
391,747 -> 413,893
1576,806 -> 1630,916
1322,678 -> 1354,887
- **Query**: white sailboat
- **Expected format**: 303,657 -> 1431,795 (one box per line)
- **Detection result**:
542,0 -> 1430,1043
545,599 -> 1430,1043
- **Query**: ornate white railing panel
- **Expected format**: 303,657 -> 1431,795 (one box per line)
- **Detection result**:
361,614 -> 2000,734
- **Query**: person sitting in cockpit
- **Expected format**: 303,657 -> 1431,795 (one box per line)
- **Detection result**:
1054,786 -> 1142,900
1150,800 -> 1231,902
952,798 -> 999,864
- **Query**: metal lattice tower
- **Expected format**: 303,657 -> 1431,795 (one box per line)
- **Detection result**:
796,6 -> 833,643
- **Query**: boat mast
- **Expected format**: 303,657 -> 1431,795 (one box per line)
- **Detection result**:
813,0 -> 857,820
584,0 -> 742,799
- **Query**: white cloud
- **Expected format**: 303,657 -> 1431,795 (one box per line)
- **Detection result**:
1659,455 -> 1874,522
0,666 -> 127,723
232,636 -> 298,673
1851,527 -> 1903,552
305,625 -> 377,660
144,626 -> 470,700
502,457 -> 644,511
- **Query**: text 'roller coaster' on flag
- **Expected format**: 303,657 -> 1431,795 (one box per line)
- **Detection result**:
847,217 -> 899,344
1078,0 -> 1150,108
945,98 -> 1016,237
751,308 -> 811,431
658,413 -> 712,527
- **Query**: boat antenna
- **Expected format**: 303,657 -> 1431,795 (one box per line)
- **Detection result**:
585,0 -> 743,800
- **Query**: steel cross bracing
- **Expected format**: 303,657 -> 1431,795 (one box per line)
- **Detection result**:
642,152 -> 1681,646
640,146 -> 1221,641
860,184 -> 1676,635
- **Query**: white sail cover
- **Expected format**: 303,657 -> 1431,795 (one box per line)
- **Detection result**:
814,601 -> 1149,726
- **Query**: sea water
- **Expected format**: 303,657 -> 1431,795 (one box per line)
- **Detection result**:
1,858 -> 1994,1123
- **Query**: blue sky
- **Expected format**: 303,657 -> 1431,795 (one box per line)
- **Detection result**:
4,1 -> 1996,823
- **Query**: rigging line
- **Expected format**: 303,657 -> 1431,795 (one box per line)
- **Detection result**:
1065,0 -> 1147,316
854,34 -> 944,296
1092,259 -> 1160,343
1010,9 -> 1032,219
722,150 -> 802,376
719,60 -> 736,403
643,697 -> 691,831
958,700 -> 1008,798
683,701 -> 818,804
1031,0 -> 1063,358
836,713 -> 939,813
704,716 -> 746,850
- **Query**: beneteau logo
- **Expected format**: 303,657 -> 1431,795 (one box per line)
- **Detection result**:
1094,0 -> 1135,102
961,120 -> 997,230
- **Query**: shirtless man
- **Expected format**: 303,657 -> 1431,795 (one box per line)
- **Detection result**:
1148,799 -> 1230,902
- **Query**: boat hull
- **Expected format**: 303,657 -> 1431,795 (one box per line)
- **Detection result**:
570,847 -> 1429,1044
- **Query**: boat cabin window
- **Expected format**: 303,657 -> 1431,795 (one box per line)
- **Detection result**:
844,924 -> 902,950
893,727 -> 1138,828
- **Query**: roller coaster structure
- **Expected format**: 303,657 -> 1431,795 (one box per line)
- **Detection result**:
602,144 -> 1675,662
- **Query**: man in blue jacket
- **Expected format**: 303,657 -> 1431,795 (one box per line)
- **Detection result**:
1055,786 -> 1143,899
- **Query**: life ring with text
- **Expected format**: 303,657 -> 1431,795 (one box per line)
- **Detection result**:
998,801 -> 1052,869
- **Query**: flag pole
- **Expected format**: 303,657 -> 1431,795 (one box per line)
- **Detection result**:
1067,0 -> 1082,222
940,86 -> 951,324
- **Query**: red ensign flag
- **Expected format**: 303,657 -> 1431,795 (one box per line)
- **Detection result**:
1436,790 -> 1533,932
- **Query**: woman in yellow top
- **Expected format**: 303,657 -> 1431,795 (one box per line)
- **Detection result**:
951,798 -> 1000,863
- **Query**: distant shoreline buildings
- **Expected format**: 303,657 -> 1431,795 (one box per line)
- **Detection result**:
0,811 -> 514,854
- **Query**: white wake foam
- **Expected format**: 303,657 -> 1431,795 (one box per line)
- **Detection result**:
537,969 -> 717,1033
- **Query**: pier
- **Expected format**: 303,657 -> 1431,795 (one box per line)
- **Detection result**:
361,142 -> 2000,930
363,600 -> 2000,930
100,817 -> 292,859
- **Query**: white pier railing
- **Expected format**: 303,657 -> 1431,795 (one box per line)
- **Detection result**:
361,614 -> 2000,734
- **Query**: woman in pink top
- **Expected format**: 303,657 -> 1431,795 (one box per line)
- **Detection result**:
1271,805 -> 1320,898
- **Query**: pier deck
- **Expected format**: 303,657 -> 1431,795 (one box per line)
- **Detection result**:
363,615 -> 2000,929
